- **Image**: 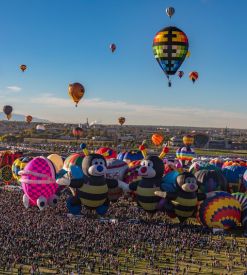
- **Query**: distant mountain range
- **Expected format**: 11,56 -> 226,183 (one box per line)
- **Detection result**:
0,113 -> 50,123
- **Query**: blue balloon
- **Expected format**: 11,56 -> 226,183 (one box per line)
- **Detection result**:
160,171 -> 179,192
66,197 -> 82,215
96,204 -> 109,216
70,165 -> 84,179
222,166 -> 247,183
56,169 -> 68,180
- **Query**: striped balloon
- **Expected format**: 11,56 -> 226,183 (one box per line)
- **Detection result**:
197,191 -> 241,229
151,133 -> 164,146
63,153 -> 85,172
12,157 -> 33,183
183,135 -> 194,146
232,192 -> 247,231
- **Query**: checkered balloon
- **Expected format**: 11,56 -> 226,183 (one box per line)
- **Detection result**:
153,26 -> 189,76
20,157 -> 58,207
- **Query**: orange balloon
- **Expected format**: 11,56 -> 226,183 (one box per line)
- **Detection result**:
151,133 -> 164,146
189,71 -> 199,83
68,83 -> 85,107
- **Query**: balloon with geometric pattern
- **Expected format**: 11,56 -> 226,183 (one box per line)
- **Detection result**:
19,157 -> 59,210
0,165 -> 13,185
153,26 -> 189,87
189,71 -> 199,83
197,191 -> 242,229
12,157 -> 33,183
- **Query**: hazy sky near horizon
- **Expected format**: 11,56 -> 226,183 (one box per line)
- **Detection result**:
1,0 -> 247,128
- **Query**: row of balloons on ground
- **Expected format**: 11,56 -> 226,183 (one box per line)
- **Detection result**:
1,142 -> 246,233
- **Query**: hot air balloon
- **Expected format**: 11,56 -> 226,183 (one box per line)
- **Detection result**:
25,115 -> 33,124
3,105 -> 13,120
72,127 -> 83,140
197,191 -> 241,229
36,124 -> 46,132
63,153 -> 85,172
189,71 -> 199,83
118,117 -> 125,126
110,43 -> 116,53
151,133 -> 164,146
186,51 -> 191,58
153,26 -> 189,87
20,157 -> 59,210
166,7 -> 175,18
20,64 -> 27,72
178,71 -> 184,78
68,82 -> 85,107
183,135 -> 194,146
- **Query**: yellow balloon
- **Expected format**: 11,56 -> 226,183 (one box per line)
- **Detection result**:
186,51 -> 190,58
47,154 -> 64,173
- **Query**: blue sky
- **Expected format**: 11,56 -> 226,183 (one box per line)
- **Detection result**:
0,0 -> 247,128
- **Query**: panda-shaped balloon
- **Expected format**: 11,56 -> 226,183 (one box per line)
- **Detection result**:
155,172 -> 207,221
128,144 -> 167,212
57,144 -> 129,215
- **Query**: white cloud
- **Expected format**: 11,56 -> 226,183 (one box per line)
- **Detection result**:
27,94 -> 247,129
6,86 -> 22,92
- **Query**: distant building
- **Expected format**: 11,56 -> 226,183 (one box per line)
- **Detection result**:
207,139 -> 232,149
169,136 -> 183,147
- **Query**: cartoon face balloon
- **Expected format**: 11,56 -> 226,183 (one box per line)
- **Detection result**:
19,157 -> 59,210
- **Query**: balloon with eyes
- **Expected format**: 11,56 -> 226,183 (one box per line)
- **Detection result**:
155,172 -> 208,222
57,144 -> 129,215
128,143 -> 169,212
19,156 -> 59,211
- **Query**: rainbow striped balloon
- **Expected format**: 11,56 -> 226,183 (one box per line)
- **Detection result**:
197,191 -> 241,229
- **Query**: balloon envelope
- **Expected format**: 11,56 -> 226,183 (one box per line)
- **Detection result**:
118,117 -> 125,126
197,191 -> 241,229
189,71 -> 199,83
166,7 -> 175,18
68,83 -> 85,107
110,43 -> 116,53
25,115 -> 33,123
153,26 -> 189,76
47,154 -> 64,173
20,64 -> 27,72
151,133 -> 164,146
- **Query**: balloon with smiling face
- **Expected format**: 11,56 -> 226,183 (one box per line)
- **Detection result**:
78,154 -> 109,208
57,144 -> 130,215
155,172 -> 206,222
128,156 -> 164,212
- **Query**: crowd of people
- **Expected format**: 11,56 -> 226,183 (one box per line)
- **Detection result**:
0,189 -> 247,275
